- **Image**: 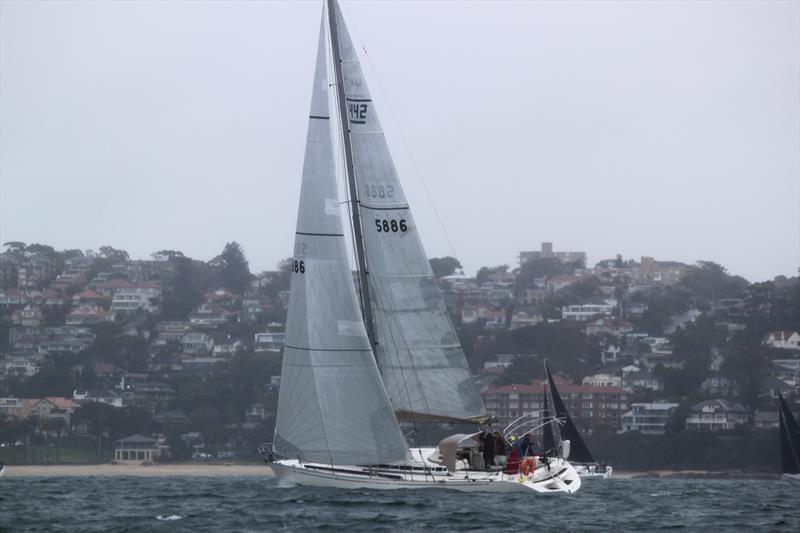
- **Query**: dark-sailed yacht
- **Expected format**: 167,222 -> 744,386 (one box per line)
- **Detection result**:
778,392 -> 800,480
543,360 -> 612,478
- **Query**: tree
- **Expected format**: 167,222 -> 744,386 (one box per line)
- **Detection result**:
151,250 -> 185,261
26,243 -> 56,256
2,241 -> 26,255
214,242 -> 251,294
60,248 -> 84,260
515,257 -> 582,291
679,261 -> 748,301
429,256 -> 462,278
98,245 -> 130,263
476,265 -> 509,284
161,255 -> 209,320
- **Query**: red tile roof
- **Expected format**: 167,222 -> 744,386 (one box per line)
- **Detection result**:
98,279 -> 134,289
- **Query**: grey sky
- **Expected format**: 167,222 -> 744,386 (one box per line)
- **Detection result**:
1,0 -> 798,282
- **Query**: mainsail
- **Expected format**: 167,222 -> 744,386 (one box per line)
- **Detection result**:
273,18 -> 409,465
544,360 -> 595,464
778,392 -> 800,475
329,2 -> 487,424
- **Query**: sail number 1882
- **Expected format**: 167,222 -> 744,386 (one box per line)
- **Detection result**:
375,219 -> 408,233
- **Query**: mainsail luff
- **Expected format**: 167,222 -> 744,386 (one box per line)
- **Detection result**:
542,383 -> 556,455
544,360 -> 595,464
778,392 -> 800,475
326,0 -> 376,347
330,2 -> 487,424
273,16 -> 409,466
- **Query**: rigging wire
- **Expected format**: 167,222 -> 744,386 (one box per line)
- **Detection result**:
338,1 -> 462,265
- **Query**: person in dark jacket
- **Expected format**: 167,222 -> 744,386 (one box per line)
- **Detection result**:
482,431 -> 495,470
493,431 -> 506,464
515,434 -> 535,458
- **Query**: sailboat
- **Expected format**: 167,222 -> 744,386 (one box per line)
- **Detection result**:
778,392 -> 800,480
543,360 -> 612,479
264,0 -> 580,493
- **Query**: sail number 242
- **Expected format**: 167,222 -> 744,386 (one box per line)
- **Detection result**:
375,219 -> 408,233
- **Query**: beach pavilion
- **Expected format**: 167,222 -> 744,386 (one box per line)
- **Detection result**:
114,434 -> 160,464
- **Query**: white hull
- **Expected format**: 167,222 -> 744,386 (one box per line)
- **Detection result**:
271,458 -> 581,493
781,473 -> 800,481
574,464 -> 612,479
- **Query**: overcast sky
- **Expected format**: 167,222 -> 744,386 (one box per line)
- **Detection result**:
1,0 -> 798,282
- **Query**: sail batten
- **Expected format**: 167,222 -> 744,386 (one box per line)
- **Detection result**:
331,3 -> 487,424
273,14 -> 409,466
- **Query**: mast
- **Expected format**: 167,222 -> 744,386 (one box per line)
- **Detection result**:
326,0 -> 377,348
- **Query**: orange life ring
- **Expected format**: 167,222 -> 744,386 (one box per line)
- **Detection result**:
520,456 -> 536,476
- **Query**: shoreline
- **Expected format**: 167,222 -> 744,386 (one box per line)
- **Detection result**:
3,463 -> 274,477
1,464 -> 779,480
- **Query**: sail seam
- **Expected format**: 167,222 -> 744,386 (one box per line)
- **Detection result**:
309,115 -> 330,119
360,204 -> 410,211
295,231 -> 345,237
284,344 -> 372,352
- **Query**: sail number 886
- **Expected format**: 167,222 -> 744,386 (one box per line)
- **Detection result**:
375,219 -> 408,233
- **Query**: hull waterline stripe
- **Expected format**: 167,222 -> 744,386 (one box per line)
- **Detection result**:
303,464 -> 402,480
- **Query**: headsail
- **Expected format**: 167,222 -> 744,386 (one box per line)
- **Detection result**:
778,392 -> 800,475
544,360 -> 595,464
329,1 -> 487,424
273,16 -> 409,465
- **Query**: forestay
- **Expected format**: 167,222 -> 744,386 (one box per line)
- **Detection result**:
273,18 -> 409,466
331,4 -> 487,423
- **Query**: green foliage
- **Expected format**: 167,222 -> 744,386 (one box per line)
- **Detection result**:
476,265 -> 509,284
632,286 -> 692,335
161,256 -> 210,320
429,256 -> 462,278
587,430 -> 778,472
515,257 -> 583,291
81,333 -> 150,372
214,242 -> 252,294
487,321 -> 596,385
680,261 -> 749,300
13,359 -> 76,397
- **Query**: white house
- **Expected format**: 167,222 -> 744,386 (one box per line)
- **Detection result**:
255,332 -> 285,353
562,302 -> 615,322
582,373 -> 622,388
73,388 -> 124,408
763,331 -> 800,350
181,332 -> 214,354
685,399 -> 749,431
621,402 -> 679,434
111,283 -> 161,314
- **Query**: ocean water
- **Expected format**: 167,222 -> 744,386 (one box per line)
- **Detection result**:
1,476 -> 798,532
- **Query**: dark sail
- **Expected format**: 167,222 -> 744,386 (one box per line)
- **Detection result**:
542,383 -> 556,454
544,360 -> 595,464
778,393 -> 800,475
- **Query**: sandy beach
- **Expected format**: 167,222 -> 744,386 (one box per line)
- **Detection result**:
4,463 -> 274,477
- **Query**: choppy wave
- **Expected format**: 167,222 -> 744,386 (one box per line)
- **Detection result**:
1,475 -> 798,531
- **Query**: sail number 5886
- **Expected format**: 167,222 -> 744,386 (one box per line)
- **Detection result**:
375,219 -> 408,233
